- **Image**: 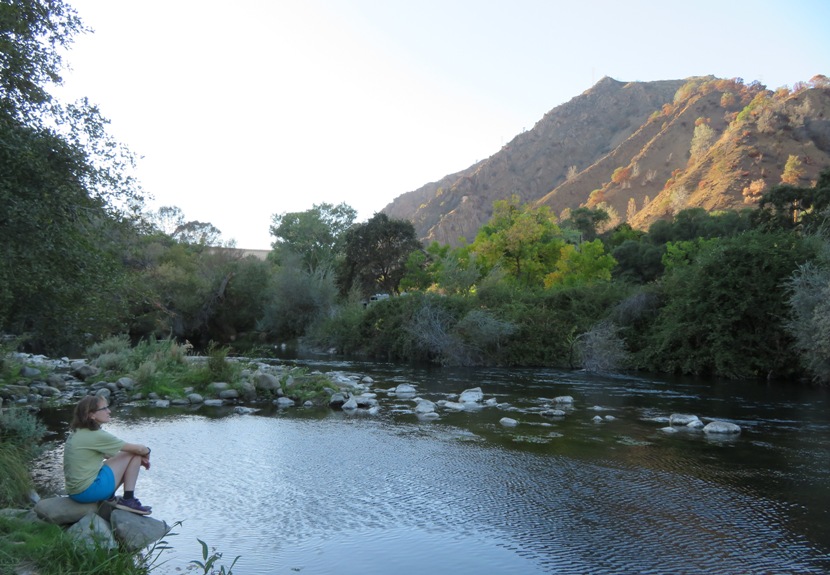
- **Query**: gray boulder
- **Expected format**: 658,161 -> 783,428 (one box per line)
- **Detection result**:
703,421 -> 741,434
46,373 -> 68,389
34,497 -> 100,525
254,372 -> 281,393
552,395 -> 574,404
0,384 -> 30,398
394,384 -> 417,396
110,510 -> 169,552
30,384 -> 61,397
66,512 -> 117,551
459,387 -> 483,403
415,399 -> 436,414
218,389 -> 239,400
275,397 -> 295,408
117,377 -> 136,391
20,366 -> 42,378
72,364 -> 99,381
188,393 -> 204,404
329,392 -> 347,407
341,397 -> 358,410
669,413 -> 701,427
499,417 -> 518,427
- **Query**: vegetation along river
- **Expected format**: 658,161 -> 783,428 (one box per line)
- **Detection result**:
38,359 -> 830,574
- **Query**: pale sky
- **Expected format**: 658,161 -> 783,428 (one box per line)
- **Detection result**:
55,0 -> 829,249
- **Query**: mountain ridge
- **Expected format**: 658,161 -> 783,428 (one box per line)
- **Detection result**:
381,75 -> 830,244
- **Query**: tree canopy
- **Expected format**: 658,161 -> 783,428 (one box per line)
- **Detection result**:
337,213 -> 421,297
270,202 -> 356,274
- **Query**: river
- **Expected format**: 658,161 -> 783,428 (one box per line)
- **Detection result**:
37,359 -> 830,574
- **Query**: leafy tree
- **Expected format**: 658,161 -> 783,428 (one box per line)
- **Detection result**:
544,240 -> 616,288
260,251 -> 338,340
0,0 -> 84,120
173,220 -> 223,246
0,106 -> 128,352
752,169 -> 830,234
0,0 -> 146,353
399,249 -> 432,293
611,240 -> 664,284
270,202 -> 356,274
434,245 -> 480,295
561,207 -> 610,242
639,231 -> 820,378
337,213 -> 421,297
781,154 -> 804,185
471,197 -> 563,287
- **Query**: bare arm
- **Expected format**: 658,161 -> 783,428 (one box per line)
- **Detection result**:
121,443 -> 151,457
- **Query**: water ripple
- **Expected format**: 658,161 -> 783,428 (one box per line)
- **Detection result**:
92,412 -> 830,575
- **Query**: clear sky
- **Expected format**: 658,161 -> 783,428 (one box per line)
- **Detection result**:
55,0 -> 829,249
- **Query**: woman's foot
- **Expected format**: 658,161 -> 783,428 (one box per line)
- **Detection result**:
114,496 -> 152,515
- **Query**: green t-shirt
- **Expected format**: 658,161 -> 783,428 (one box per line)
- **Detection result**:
63,428 -> 126,494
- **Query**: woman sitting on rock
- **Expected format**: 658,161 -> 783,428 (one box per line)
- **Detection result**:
63,395 -> 153,515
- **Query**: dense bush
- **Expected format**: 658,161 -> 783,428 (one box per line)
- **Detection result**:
637,231 -> 821,378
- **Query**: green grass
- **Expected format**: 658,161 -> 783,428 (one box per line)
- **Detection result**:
282,369 -> 336,404
0,515 -> 152,575
0,443 -> 33,508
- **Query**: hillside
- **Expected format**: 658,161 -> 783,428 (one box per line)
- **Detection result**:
381,75 -> 830,244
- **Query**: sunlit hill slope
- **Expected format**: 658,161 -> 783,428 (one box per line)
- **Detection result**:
382,75 -> 830,244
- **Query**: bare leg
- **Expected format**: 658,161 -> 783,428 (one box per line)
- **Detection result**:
104,451 -> 143,493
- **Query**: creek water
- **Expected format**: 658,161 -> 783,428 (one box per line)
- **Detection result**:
38,359 -> 830,574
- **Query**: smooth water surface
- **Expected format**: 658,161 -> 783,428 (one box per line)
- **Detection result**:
39,362 -> 830,574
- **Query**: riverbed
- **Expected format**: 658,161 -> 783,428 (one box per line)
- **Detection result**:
37,360 -> 830,574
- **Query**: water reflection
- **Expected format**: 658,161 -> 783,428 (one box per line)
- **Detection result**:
37,362 -> 830,574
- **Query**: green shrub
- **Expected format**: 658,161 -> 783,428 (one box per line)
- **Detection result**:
0,443 -> 33,507
206,342 -> 236,382
0,407 -> 47,458
85,334 -> 131,360
282,369 -> 335,404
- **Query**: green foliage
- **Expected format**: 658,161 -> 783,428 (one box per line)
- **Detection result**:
337,213 -> 422,297
259,251 -> 338,340
0,0 -> 85,120
269,202 -> 356,274
0,407 -> 47,458
206,341 -> 236,383
496,283 -> 630,367
282,369 -> 336,404
561,208 -> 611,242
306,300 -> 367,355
785,260 -> 830,384
0,514 -> 152,575
0,443 -> 33,507
544,239 -> 616,288
0,107 -> 131,354
471,197 -> 564,287
639,231 -> 820,378
611,240 -> 664,283
190,537 -> 240,575
752,169 -> 830,234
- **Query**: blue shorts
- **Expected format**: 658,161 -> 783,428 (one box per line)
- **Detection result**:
69,465 -> 116,503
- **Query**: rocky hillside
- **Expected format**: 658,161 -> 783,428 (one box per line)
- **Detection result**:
382,75 -> 830,244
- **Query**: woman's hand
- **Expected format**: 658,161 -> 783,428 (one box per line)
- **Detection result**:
141,455 -> 151,470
